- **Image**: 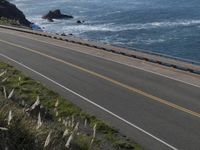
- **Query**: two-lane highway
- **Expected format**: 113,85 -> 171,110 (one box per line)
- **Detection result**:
0,28 -> 200,150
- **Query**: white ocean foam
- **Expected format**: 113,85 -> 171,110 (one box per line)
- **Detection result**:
51,19 -> 200,34
25,4 -> 200,36
32,19 -> 200,37
11,0 -> 200,34
63,24 -> 113,32
141,39 -> 166,44
111,20 -> 200,31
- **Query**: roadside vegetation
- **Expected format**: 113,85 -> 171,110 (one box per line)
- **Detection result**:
0,17 -> 20,26
0,62 -> 142,150
0,0 -> 31,27
0,0 -> 18,26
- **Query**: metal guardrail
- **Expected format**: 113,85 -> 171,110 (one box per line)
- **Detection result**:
0,25 -> 200,75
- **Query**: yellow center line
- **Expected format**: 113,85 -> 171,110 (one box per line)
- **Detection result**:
0,38 -> 200,118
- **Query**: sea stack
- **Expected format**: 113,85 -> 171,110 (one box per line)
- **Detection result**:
42,9 -> 73,21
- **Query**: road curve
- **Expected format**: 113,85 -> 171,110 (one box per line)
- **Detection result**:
0,28 -> 200,150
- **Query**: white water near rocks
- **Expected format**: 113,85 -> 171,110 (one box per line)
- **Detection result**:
11,0 -> 200,62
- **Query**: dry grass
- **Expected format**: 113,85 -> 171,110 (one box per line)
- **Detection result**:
0,62 -> 142,150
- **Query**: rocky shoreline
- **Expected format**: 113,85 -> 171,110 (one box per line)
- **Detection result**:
0,0 -> 84,35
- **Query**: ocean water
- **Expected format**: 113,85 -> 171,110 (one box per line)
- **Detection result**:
11,0 -> 200,62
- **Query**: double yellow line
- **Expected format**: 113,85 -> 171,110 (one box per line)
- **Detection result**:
0,38 -> 200,118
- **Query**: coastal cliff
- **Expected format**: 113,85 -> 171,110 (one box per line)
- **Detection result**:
0,0 -> 31,27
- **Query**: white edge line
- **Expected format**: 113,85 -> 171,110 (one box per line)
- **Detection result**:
0,53 -> 178,150
0,30 -> 199,89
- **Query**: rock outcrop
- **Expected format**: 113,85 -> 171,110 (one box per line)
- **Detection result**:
0,0 -> 31,27
77,20 -> 82,24
42,9 -> 73,21
76,20 -> 85,24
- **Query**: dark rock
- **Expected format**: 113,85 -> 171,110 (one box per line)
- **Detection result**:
61,33 -> 66,36
77,20 -> 85,24
42,9 -> 73,20
30,23 -> 43,31
77,20 -> 82,24
47,18 -> 54,22
0,0 -> 31,27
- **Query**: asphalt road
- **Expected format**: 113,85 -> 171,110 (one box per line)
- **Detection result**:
0,29 -> 200,150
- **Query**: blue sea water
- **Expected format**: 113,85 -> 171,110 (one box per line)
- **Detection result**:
11,0 -> 200,62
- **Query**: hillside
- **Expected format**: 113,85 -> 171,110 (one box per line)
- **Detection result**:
0,0 -> 31,27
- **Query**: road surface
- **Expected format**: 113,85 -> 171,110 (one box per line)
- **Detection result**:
0,27 -> 200,150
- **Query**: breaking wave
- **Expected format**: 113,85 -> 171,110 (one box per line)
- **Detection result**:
38,19 -> 200,34
10,0 -> 200,61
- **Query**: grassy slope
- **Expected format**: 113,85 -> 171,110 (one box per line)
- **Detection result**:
0,62 -> 142,150
0,1 -> 17,25
0,0 -> 30,27
0,17 -> 21,26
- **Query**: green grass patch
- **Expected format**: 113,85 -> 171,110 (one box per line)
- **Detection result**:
0,62 -> 142,150
0,17 -> 20,26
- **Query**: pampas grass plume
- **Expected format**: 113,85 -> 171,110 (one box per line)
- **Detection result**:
3,86 -> 7,98
8,110 -> 13,126
36,112 -> 42,130
31,96 -> 40,110
8,89 -> 14,99
44,131 -> 52,148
